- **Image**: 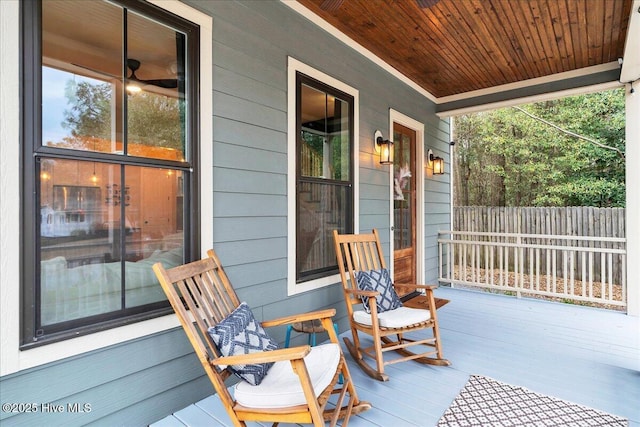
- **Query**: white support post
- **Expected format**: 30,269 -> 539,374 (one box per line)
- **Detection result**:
626,84 -> 640,316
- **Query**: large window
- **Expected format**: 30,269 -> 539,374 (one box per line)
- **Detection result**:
295,72 -> 354,283
21,0 -> 199,345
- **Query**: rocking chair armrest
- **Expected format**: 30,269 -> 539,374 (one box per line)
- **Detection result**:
261,308 -> 337,328
210,345 -> 312,366
345,288 -> 379,298
395,283 -> 438,291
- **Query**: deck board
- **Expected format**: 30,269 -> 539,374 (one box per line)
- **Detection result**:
173,404 -> 226,427
151,287 -> 640,426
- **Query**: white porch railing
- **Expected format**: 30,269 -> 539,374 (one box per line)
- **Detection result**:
438,231 -> 627,309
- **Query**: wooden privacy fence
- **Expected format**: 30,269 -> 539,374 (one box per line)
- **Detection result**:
453,206 -> 626,284
438,207 -> 627,309
453,206 -> 625,240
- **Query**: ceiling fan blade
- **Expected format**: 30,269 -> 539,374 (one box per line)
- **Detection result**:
126,59 -> 179,89
137,78 -> 179,89
320,0 -> 344,12
416,0 -> 440,8
71,60 -> 178,90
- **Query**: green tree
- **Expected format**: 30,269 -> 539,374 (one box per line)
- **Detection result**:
62,80 -> 111,142
454,112 -> 505,206
127,92 -> 183,151
453,89 -> 625,207
61,79 -> 183,151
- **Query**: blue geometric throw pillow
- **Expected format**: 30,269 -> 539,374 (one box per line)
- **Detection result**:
355,268 -> 403,314
207,302 -> 279,386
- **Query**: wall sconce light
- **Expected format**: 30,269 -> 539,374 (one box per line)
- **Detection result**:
374,130 -> 394,165
427,149 -> 445,175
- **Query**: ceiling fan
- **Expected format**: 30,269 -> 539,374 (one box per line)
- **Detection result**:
320,0 -> 440,12
126,58 -> 179,89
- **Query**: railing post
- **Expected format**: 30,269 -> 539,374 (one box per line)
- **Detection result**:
436,229 -> 626,310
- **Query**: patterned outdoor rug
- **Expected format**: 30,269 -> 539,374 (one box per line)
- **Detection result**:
437,375 -> 627,426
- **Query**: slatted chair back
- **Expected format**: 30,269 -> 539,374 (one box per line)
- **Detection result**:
333,229 -> 386,314
152,253 -> 240,406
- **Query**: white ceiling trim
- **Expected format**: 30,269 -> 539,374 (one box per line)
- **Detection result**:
437,62 -> 621,104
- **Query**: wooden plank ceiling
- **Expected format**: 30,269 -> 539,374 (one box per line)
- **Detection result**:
295,0 -> 632,99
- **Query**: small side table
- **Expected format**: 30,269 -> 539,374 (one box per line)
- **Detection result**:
402,292 -> 450,310
284,319 -> 339,347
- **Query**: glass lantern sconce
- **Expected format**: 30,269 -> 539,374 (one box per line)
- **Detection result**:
374,130 -> 394,165
427,149 -> 445,175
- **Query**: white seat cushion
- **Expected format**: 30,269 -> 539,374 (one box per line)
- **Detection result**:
353,306 -> 431,328
233,343 -> 340,409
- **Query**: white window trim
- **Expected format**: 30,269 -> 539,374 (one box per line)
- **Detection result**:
388,109 -> 425,285
0,0 -> 213,376
287,57 -> 359,296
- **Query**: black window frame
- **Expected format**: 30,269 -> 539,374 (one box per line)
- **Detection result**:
295,72 -> 354,282
20,0 -> 201,347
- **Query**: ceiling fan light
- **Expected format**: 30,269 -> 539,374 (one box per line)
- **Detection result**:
126,84 -> 142,93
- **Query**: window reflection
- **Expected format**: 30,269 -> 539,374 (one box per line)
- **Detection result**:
296,74 -> 353,281
28,0 -> 196,340
300,84 -> 350,181
42,67 -> 115,150
41,1 -> 187,161
39,159 -> 184,325
41,65 -> 186,161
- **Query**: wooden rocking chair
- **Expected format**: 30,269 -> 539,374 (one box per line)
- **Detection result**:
333,229 -> 450,381
152,248 -> 370,427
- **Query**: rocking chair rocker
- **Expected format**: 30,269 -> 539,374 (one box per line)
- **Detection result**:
333,229 -> 450,381
152,248 -> 371,426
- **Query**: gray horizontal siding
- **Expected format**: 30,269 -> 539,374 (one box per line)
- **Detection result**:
0,329 -> 211,426
213,117 -> 286,153
212,192 -> 287,217
1,0 -> 450,425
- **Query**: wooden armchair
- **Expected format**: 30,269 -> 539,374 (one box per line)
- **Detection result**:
152,248 -> 370,427
333,229 -> 450,381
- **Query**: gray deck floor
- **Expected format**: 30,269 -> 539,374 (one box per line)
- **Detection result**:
152,287 -> 640,426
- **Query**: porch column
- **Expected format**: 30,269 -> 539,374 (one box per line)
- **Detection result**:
626,84 -> 639,316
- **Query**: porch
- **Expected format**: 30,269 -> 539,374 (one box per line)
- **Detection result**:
151,286 -> 639,426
